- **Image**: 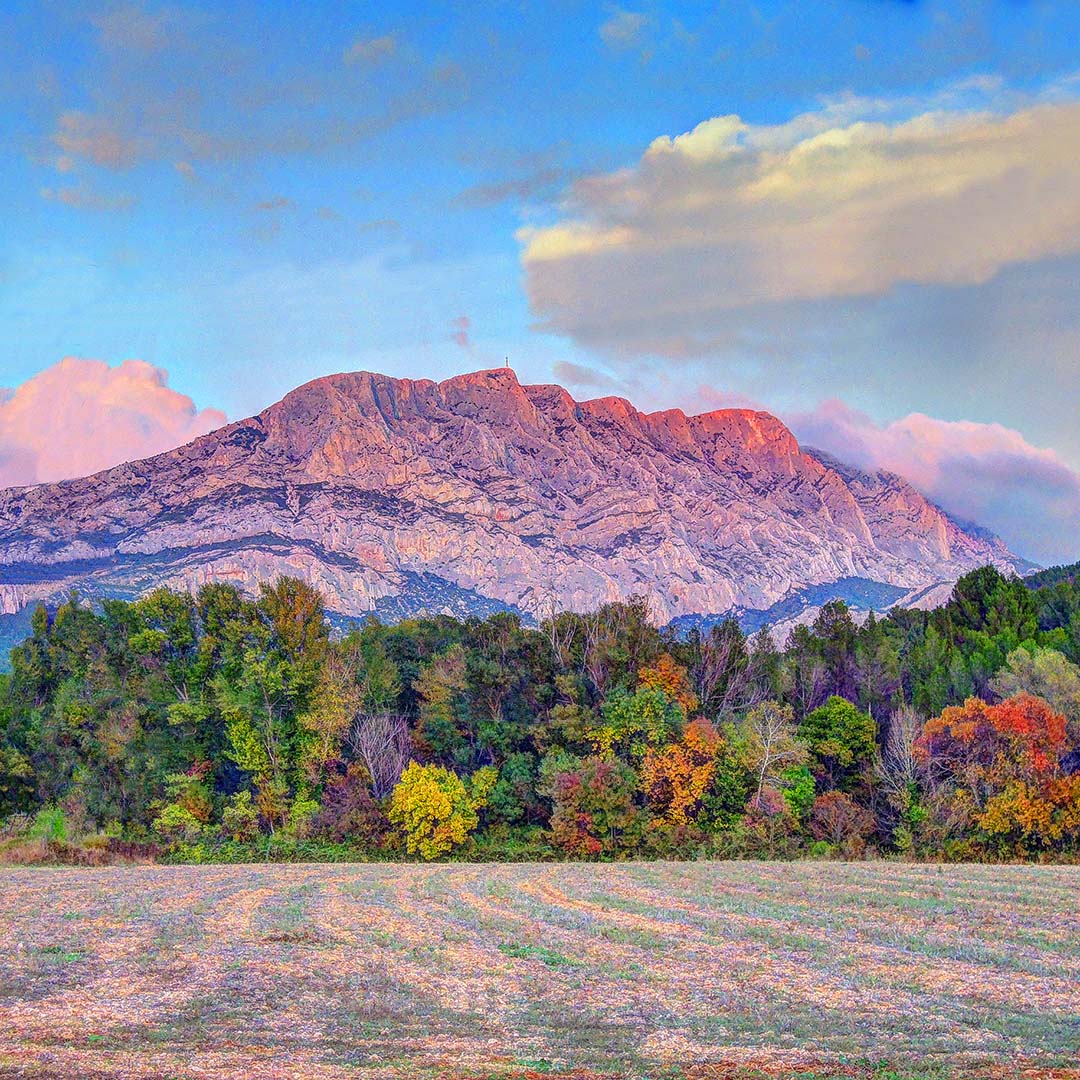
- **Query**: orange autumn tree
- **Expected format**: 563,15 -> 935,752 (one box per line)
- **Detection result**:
638,653 -> 699,715
641,716 -> 722,826
915,693 -> 1080,852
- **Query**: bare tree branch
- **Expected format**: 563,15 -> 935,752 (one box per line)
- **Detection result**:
347,712 -> 412,800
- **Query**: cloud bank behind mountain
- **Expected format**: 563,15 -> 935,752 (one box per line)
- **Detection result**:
785,401 -> 1080,567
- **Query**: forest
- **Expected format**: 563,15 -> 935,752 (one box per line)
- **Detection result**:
1,563 -> 1079,864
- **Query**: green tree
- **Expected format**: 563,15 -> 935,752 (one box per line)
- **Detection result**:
413,645 -> 472,767
590,685 -> 684,760
991,646 -> 1080,741
798,696 -> 877,792
214,579 -> 328,831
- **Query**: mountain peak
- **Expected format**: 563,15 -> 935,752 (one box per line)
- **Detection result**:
442,366 -> 521,386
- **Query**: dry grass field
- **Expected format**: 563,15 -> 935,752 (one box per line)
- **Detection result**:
0,861 -> 1077,1080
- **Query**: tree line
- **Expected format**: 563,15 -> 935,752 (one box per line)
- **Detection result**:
1,562 -> 1078,862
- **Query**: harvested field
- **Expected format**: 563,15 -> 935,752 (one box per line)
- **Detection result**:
0,861 -> 1077,1079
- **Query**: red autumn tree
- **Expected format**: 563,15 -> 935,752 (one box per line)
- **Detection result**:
549,756 -> 638,857
916,693 -> 1080,852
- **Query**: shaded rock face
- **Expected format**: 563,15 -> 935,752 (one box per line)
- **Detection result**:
0,367 -> 1021,622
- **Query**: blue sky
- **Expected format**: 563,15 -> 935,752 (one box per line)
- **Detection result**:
1,1 -> 1079,562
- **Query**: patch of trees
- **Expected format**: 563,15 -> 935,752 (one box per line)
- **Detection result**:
1,563 -> 1079,862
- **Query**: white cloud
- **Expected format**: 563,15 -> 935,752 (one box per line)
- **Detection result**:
520,82 -> 1080,356
0,358 -> 227,488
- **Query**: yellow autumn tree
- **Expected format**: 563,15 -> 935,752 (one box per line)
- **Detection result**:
388,762 -> 496,860
638,653 -> 699,714
641,716 -> 722,825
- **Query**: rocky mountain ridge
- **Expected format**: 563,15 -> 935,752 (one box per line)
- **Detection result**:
0,367 -> 1023,625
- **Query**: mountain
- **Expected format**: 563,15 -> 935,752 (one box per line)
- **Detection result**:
0,367 -> 1024,628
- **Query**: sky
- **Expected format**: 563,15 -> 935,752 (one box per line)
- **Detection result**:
1,0 -> 1079,564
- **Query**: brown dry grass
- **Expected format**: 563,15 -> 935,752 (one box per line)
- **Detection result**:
0,861 -> 1077,1079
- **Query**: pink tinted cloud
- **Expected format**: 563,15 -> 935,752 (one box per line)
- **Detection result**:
787,399 -> 1080,565
0,357 -> 227,488
451,315 -> 471,349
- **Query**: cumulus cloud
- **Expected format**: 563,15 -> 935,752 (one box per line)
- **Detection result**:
0,358 -> 227,488
786,400 -> 1080,565
520,82 -> 1080,356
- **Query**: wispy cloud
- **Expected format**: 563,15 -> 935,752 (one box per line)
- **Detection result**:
40,185 -> 135,211
255,196 -> 294,212
552,360 -> 625,391
53,110 -> 141,168
452,167 -> 576,208
599,7 -> 651,51
344,33 -> 397,65
36,11 -> 463,182
91,4 -> 181,52
451,314 -> 471,349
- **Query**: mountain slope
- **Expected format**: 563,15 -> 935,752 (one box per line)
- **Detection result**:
0,367 -> 1022,623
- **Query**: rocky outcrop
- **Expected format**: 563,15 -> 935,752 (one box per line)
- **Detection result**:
0,367 -> 1022,623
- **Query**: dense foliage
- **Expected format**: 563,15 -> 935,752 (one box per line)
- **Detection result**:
2,563 -> 1079,862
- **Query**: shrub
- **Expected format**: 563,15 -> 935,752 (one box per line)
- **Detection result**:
0,813 -> 33,840
737,788 -> 804,858
311,763 -> 389,844
780,764 -> 816,821
284,793 -> 321,839
151,802 -> 205,843
808,791 -> 876,857
221,790 -> 260,842
163,763 -> 213,824
28,806 -> 68,844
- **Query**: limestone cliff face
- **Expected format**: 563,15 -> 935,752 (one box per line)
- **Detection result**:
0,368 -> 1021,622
